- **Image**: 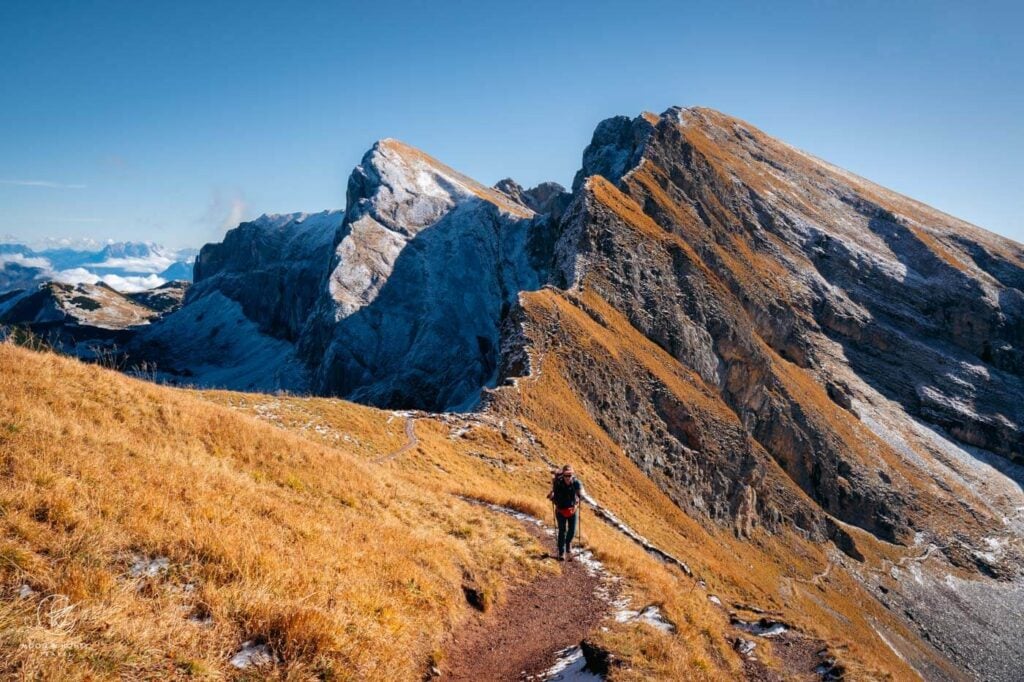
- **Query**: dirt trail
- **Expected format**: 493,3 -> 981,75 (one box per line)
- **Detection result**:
375,416 -> 417,463
442,517 -> 608,681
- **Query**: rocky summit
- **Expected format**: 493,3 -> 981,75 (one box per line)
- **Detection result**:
46,107 -> 1024,680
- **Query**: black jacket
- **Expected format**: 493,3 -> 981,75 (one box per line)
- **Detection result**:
552,476 -> 582,509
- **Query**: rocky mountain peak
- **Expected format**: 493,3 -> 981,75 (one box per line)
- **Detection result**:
571,113 -> 656,191
494,178 -> 569,215
97,241 -> 160,260
299,139 -> 552,410
346,139 -> 533,239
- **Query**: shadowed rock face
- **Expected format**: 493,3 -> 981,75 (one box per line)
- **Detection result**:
297,140 -> 554,411
191,211 -> 342,342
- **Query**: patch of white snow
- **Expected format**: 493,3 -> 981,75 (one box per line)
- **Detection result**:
229,641 -> 276,669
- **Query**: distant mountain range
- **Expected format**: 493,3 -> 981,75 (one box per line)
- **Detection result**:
0,240 -> 196,293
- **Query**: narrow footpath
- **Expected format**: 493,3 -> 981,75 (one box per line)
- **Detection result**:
374,415 -> 418,463
442,512 -> 609,681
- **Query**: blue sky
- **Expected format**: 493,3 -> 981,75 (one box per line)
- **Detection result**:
1,0 -> 1021,248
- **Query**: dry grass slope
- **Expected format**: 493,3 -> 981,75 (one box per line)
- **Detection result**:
0,326 -> 957,680
0,342 -> 543,680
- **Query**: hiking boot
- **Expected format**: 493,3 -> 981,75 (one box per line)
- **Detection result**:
565,550 -> 574,562
557,552 -> 565,561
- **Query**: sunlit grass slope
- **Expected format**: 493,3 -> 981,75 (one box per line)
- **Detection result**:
0,342 -> 544,680
1,332 -> 948,680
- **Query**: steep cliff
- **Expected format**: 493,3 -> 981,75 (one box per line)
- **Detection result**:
489,107 -> 1024,679
299,140 -> 554,410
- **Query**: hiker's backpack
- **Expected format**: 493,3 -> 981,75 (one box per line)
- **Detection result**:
552,475 -> 580,516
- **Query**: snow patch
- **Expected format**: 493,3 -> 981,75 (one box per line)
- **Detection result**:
615,604 -> 676,633
229,641 -> 276,669
580,491 -> 691,575
458,496 -> 547,530
732,617 -> 789,638
870,624 -> 908,663
129,555 -> 169,578
541,645 -> 603,681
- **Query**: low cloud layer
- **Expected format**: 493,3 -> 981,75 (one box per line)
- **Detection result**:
0,253 -> 52,270
93,255 -> 177,274
52,267 -> 165,293
0,243 -> 195,294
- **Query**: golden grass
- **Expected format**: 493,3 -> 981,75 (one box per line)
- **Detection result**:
0,342 -> 544,680
1,308 -> 952,680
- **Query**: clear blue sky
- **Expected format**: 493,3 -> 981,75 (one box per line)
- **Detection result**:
1,0 -> 1021,248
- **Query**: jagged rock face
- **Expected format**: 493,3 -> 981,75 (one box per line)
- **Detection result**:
570,114 -> 654,191
192,211 -> 342,341
136,144 -> 568,405
632,108 -> 1023,461
546,108 -> 1024,546
504,286 -> 824,539
126,280 -> 189,313
302,140 -> 550,410
494,178 -> 569,215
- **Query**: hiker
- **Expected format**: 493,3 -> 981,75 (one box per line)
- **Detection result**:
548,464 -> 582,561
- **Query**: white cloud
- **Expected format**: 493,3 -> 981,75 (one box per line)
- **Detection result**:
92,255 -> 176,273
51,267 -> 166,293
51,267 -> 98,286
0,179 -> 86,189
0,253 -> 52,270
1,240 -> 194,295
100,273 -> 167,293
198,189 -> 250,237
